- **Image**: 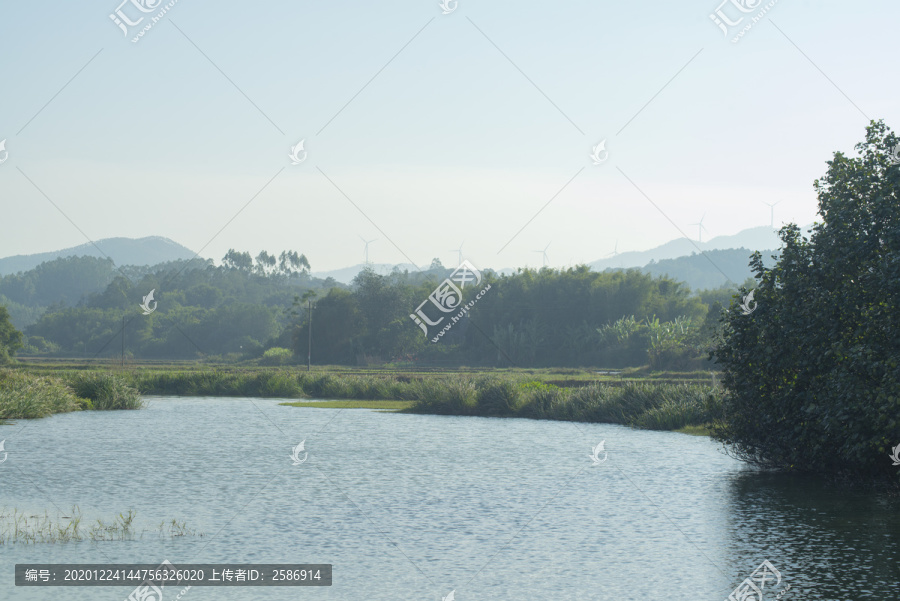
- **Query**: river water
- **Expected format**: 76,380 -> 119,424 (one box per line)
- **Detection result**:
1,397 -> 898,600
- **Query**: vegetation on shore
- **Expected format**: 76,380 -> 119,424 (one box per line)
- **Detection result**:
714,122 -> 900,488
120,366 -> 721,431
2,362 -> 723,433
0,370 -> 84,420
68,372 -> 144,410
403,378 -> 723,430
0,369 -> 142,421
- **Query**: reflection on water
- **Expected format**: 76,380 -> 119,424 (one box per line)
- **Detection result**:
0,397 -> 898,600
725,471 -> 900,599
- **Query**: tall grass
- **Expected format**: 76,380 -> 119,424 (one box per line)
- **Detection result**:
0,369 -> 83,419
407,378 -> 477,415
42,367 -> 723,432
630,386 -> 723,430
130,370 -> 418,401
68,373 -> 144,410
407,378 -> 726,431
130,370 -> 303,398
476,379 -> 521,416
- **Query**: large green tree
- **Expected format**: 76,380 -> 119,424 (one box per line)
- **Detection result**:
714,121 -> 900,486
0,305 -> 24,363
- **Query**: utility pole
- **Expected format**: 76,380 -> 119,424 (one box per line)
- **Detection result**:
121,316 -> 125,367
307,299 -> 312,372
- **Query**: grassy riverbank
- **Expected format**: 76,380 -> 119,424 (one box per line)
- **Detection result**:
401,378 -> 723,430
4,364 -> 724,432
283,382 -> 722,432
0,369 -> 143,422
126,368 -> 724,431
119,368 -> 724,432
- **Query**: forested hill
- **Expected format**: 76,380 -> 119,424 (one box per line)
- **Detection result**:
638,248 -> 779,290
0,251 -> 320,329
0,236 -> 195,276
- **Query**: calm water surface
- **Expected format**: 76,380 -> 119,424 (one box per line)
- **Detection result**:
1,397 -> 898,600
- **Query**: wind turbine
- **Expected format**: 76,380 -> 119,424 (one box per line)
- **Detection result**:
607,240 -> 619,258
449,242 -> 464,266
607,240 -> 624,268
690,214 -> 708,244
359,236 -> 378,265
762,200 -> 782,228
533,243 -> 551,267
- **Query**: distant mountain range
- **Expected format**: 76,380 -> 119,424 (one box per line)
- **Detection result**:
0,224 -> 811,289
311,226 -> 803,289
0,236 -> 196,276
587,226 -> 787,272
641,248 -> 780,290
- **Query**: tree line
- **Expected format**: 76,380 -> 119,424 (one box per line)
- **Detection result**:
0,246 -> 739,367
292,265 -> 736,368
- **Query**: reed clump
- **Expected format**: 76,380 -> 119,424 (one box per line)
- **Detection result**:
68,373 -> 144,410
407,377 -> 477,415
130,370 -> 303,398
0,369 -> 83,419
0,506 -> 202,544
476,379 -> 521,416
97,367 -> 724,432
406,378 -> 726,431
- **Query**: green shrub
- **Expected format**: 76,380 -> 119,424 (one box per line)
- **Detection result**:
69,373 -> 144,410
298,373 -> 351,399
569,384 -> 625,423
476,379 -> 520,416
408,377 -> 477,415
260,347 -> 294,366
518,385 -> 568,419
0,370 -> 82,419
632,398 -> 704,430
252,371 -> 300,397
441,378 -> 477,414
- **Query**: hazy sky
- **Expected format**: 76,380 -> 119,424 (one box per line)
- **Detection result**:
1,0 -> 897,272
